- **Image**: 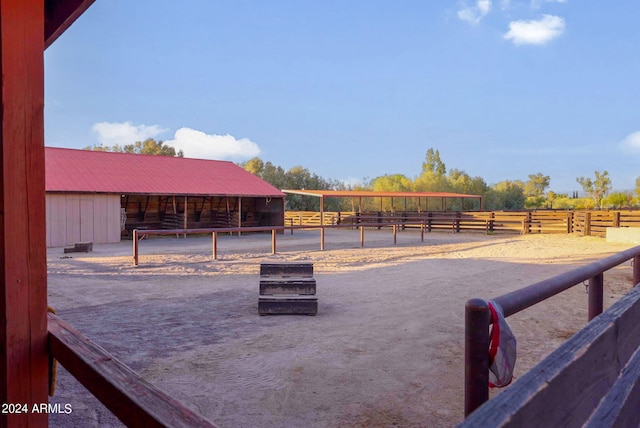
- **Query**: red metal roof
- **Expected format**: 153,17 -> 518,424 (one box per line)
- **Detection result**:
45,147 -> 285,197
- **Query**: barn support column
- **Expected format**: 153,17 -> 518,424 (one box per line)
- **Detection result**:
0,0 -> 49,425
184,195 -> 188,238
238,197 -> 242,236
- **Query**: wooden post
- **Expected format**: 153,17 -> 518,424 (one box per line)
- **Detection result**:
133,230 -> 139,266
0,1 -> 48,424
633,255 -> 640,287
238,197 -> 242,236
465,299 -> 491,416
567,211 -> 574,234
588,273 -> 604,321
360,226 -> 364,247
172,195 -> 178,239
212,232 -> 217,260
271,229 -> 276,254
584,212 -> 592,236
320,197 -> 325,250
393,224 -> 397,245
183,195 -> 188,238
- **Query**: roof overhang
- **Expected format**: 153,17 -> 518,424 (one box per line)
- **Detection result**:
282,189 -> 483,199
45,0 -> 95,49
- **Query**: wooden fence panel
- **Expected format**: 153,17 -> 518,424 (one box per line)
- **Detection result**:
285,209 -> 640,236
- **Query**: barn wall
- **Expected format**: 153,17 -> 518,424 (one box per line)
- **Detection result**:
46,193 -> 121,247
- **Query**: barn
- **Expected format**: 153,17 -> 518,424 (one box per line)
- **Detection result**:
45,147 -> 286,247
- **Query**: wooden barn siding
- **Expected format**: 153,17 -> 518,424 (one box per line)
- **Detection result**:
46,193 -> 121,247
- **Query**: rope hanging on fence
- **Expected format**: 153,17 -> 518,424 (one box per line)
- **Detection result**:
488,301 -> 517,388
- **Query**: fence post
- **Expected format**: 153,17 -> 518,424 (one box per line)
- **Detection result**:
320,227 -> 325,251
133,229 -> 139,266
613,211 -> 620,228
212,232 -> 217,260
465,298 -> 490,417
360,226 -> 364,247
393,224 -> 397,245
634,255 -> 640,287
421,222 -> 425,242
272,229 -> 276,254
584,212 -> 592,236
567,211 -> 574,234
588,273 -> 604,321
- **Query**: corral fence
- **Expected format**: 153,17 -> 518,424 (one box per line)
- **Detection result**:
132,222 -> 434,266
286,209 -> 640,237
463,245 -> 640,425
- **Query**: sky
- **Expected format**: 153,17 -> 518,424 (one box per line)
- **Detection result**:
45,0 -> 640,193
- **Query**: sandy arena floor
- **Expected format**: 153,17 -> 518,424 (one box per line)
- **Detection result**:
46,228 -> 637,427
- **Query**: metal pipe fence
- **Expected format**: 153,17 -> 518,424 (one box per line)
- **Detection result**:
131,222 -> 428,266
464,245 -> 640,417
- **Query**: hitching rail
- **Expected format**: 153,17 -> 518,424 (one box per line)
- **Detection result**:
464,245 -> 640,417
131,222 -> 434,266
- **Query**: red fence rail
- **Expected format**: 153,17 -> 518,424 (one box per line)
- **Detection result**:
464,245 -> 640,417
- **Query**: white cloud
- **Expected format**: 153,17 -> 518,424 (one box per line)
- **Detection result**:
531,0 -> 567,9
503,14 -> 565,45
92,121 -> 168,147
166,127 -> 261,160
458,0 -> 492,24
619,131 -> 640,153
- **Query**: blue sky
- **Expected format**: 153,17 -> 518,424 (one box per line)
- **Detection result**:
45,1 -> 640,193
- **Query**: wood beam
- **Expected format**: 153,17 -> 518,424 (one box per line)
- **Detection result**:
44,0 -> 95,49
0,0 -> 48,425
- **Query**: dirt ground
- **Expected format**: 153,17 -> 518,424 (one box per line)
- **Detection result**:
46,228 -> 637,427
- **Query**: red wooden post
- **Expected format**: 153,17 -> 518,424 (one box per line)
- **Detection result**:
465,299 -> 491,417
271,229 -> 276,254
212,231 -> 217,260
132,230 -> 139,266
588,273 -> 604,321
0,0 -> 48,424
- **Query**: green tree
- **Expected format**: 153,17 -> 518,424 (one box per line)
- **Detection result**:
371,174 -> 413,192
85,138 -> 183,157
485,180 -> 525,210
576,171 -> 612,208
602,192 -> 633,208
422,148 -> 446,175
524,173 -> 550,197
240,158 -> 346,210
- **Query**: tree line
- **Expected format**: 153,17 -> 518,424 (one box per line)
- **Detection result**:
242,148 -> 640,211
83,141 -> 639,211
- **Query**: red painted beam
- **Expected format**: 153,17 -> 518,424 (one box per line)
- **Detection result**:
45,0 -> 95,49
0,0 -> 48,425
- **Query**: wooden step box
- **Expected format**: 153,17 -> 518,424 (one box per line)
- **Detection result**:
258,262 -> 317,315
